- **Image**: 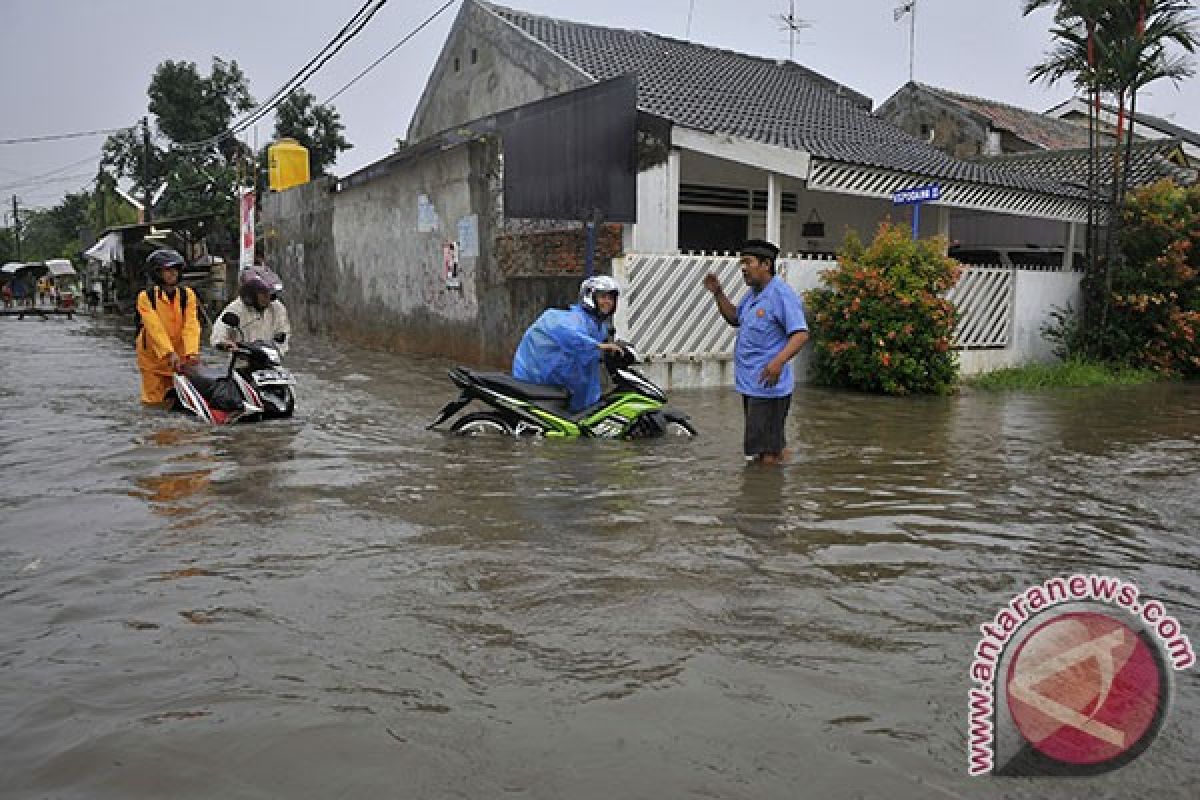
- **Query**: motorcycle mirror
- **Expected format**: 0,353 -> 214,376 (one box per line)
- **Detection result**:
274,332 -> 287,344
221,312 -> 241,327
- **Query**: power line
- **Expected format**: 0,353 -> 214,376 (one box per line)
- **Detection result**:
0,125 -> 135,145
0,154 -> 102,193
173,0 -> 390,152
323,0 -> 458,105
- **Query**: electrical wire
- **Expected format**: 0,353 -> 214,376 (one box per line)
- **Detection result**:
173,0 -> 390,152
323,0 -> 457,106
0,154 -> 102,193
0,125 -> 135,145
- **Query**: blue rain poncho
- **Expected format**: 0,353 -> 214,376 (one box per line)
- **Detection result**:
512,304 -> 610,412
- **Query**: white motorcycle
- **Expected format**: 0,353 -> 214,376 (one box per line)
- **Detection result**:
171,312 -> 296,424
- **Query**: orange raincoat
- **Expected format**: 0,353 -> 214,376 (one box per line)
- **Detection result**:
136,286 -> 201,404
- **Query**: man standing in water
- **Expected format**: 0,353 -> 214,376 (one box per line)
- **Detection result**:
703,240 -> 809,465
136,248 -> 200,406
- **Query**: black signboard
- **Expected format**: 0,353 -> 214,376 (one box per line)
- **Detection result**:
502,75 -> 638,223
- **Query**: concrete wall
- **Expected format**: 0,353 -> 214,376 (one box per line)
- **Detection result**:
262,177 -> 338,336
263,140 -> 617,369
958,270 -> 1082,375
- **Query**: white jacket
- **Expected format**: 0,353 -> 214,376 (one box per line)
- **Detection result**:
210,297 -> 292,356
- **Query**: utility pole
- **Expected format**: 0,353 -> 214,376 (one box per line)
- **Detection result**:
11,195 -> 21,261
141,116 -> 152,224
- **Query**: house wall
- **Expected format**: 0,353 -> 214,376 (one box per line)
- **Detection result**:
407,1 -> 588,143
877,85 -> 993,159
672,150 -> 909,254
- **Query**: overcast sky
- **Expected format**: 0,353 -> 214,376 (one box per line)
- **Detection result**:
3,0 -> 1198,213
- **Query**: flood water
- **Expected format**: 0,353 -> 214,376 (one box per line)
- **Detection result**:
2,315 -> 1198,799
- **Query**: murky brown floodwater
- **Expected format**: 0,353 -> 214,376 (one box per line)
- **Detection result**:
1,315 -> 1198,799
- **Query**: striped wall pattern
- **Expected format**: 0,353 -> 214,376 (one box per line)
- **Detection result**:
615,254 -> 1015,359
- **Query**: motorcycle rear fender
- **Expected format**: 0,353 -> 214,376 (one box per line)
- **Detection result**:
428,391 -> 472,430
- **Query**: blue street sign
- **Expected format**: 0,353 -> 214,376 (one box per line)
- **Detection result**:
892,184 -> 941,205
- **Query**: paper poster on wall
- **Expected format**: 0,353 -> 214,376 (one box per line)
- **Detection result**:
417,194 -> 441,232
443,241 -> 461,289
456,215 -> 479,259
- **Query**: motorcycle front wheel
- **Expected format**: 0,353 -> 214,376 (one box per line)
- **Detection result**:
450,411 -> 514,436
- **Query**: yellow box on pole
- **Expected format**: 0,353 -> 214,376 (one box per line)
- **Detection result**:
267,138 -> 310,191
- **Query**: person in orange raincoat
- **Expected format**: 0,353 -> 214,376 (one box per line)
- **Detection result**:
136,248 -> 201,405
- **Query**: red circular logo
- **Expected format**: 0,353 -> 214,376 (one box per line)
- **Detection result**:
1005,611 -> 1166,767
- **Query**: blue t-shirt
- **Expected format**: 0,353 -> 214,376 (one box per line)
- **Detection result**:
735,276 -> 808,397
512,304 -> 610,412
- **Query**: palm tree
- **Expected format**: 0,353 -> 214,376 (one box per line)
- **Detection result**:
1024,0 -> 1111,331
1024,0 -> 1197,342
1105,2 -> 1196,266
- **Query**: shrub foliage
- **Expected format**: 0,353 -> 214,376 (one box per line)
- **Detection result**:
805,223 -> 961,395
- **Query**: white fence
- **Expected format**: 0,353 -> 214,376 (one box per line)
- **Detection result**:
945,268 -> 1014,349
613,253 -> 1082,388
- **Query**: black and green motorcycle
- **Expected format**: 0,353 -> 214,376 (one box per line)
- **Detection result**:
428,344 -> 697,438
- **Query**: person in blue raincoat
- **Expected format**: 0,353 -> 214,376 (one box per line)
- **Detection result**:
512,276 -> 624,412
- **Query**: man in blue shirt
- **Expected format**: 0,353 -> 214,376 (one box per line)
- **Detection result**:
703,239 -> 809,464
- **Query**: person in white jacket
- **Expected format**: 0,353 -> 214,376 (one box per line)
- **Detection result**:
211,266 -> 292,356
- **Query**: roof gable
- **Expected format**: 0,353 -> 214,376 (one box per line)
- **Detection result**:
917,84 -> 1096,150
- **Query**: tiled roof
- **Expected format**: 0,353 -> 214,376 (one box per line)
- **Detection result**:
481,3 -> 1079,196
976,138 -> 1198,189
1049,99 -> 1200,149
919,84 -> 1098,150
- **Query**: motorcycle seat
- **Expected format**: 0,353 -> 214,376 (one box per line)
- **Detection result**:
184,367 -> 244,411
468,371 -> 571,404
185,367 -> 229,397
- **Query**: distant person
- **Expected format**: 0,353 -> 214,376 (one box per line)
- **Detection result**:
702,239 -> 809,465
210,266 -> 291,356
511,275 -> 623,413
136,249 -> 200,406
1,282 -> 12,309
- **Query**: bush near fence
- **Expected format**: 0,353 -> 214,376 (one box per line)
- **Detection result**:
805,223 -> 961,395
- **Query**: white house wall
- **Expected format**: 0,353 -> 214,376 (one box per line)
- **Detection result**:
627,150 -> 680,253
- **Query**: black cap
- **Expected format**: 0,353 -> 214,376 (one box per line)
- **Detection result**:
740,239 -> 780,261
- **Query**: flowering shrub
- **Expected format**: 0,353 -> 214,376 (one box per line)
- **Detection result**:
1107,181 -> 1200,376
805,222 -> 961,395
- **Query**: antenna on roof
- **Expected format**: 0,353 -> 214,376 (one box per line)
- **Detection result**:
686,0 -> 695,40
775,1 -> 811,62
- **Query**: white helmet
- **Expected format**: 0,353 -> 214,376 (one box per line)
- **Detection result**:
579,275 -> 620,319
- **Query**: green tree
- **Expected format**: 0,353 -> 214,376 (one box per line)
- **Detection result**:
99,57 -> 256,245
272,88 -> 352,176
13,191 -> 92,262
0,225 -> 16,264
